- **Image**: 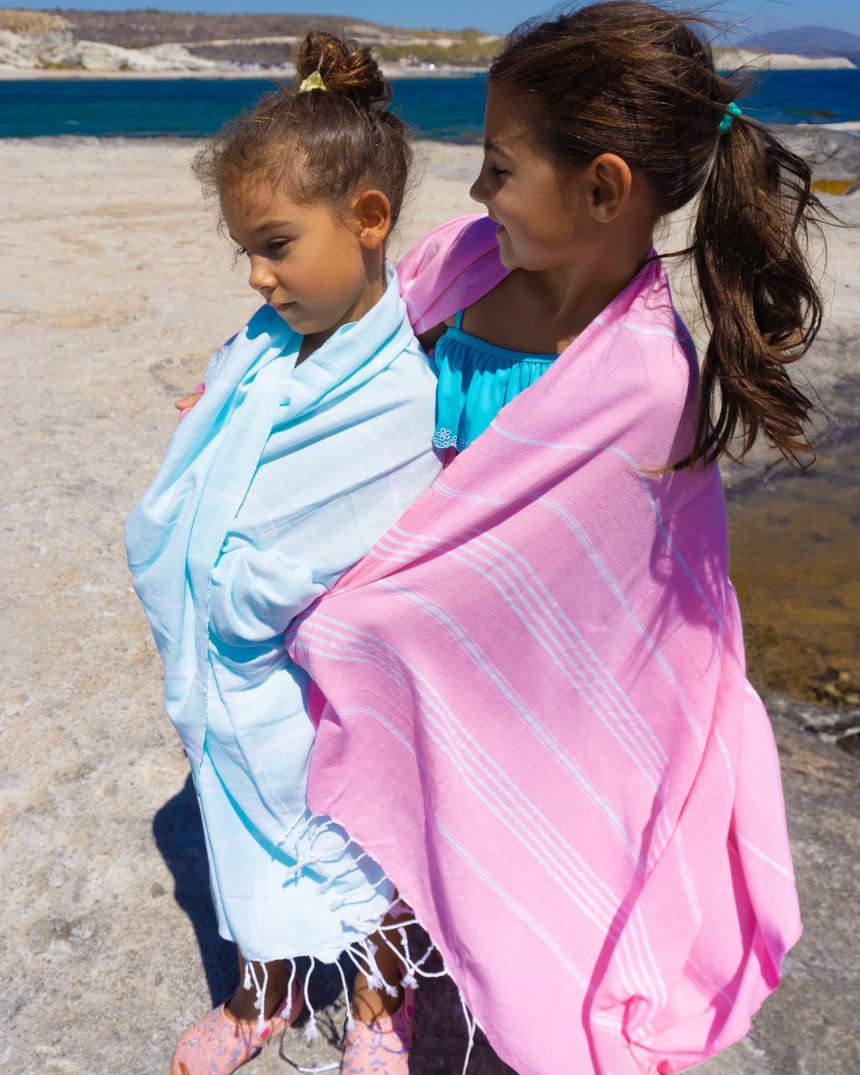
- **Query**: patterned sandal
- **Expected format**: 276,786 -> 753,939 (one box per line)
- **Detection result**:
341,985 -> 415,1075
171,978 -> 303,1075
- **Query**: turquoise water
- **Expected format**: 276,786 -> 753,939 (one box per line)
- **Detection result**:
1,68 -> 859,139
0,74 -> 488,140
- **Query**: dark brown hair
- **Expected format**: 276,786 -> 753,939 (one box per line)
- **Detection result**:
193,30 -> 411,230
489,1 -> 825,468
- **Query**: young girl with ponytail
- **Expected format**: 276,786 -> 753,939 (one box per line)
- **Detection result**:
282,3 -> 824,1072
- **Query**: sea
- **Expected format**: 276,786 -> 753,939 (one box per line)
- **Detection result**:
1,67 -> 859,140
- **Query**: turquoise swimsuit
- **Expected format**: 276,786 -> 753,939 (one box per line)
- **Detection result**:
432,310 -> 557,451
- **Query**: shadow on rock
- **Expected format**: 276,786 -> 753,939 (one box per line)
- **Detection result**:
153,774 -> 235,1004
152,775 -> 356,1016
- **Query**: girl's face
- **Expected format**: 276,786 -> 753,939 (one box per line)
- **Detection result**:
220,175 -> 383,351
470,88 -> 586,272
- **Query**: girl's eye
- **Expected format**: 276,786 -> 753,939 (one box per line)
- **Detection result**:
268,239 -> 291,255
234,245 -> 248,257
490,166 -> 509,179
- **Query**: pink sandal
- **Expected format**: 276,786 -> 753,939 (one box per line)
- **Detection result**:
341,985 -> 415,1074
170,978 -> 303,1075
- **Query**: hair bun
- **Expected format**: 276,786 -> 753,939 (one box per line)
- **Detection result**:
297,30 -> 391,109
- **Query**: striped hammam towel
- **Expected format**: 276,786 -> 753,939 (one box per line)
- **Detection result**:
126,265 -> 442,963
287,215 -> 801,1074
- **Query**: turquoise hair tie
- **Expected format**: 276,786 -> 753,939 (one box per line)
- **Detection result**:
718,101 -> 742,135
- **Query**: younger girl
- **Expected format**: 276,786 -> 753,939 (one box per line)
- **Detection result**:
126,32 -> 440,1075
287,4 -> 822,1073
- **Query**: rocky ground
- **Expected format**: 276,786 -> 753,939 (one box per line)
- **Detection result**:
0,136 -> 858,1074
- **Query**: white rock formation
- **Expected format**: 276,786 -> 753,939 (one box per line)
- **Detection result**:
0,27 -> 73,68
0,27 -> 218,72
714,46 -> 856,70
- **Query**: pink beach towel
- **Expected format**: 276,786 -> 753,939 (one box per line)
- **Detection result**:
288,216 -> 801,1074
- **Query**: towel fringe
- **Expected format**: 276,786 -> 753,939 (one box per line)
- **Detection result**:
246,905 -> 480,1075
263,826 -> 481,1074
298,958 -> 318,1040
376,921 -> 448,980
334,958 -> 355,1032
459,990 -> 477,1075
242,958 -> 268,1036
281,958 -> 298,1018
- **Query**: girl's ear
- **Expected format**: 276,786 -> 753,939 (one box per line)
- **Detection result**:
586,153 -> 633,223
353,189 -> 392,249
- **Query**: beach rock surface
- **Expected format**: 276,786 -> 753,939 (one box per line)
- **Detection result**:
0,137 -> 857,1075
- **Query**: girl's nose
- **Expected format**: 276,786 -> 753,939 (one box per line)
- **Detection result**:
470,168 -> 488,206
248,256 -> 275,295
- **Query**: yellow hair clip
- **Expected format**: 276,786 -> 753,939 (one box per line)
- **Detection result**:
298,71 -> 326,93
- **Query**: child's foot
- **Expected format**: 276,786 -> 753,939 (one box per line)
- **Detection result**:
170,979 -> 303,1075
341,985 -> 415,1075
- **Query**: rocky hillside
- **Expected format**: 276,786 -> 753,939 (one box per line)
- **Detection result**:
745,26 -> 860,66
3,9 -> 854,74
0,8 -> 501,72
0,9 -> 69,34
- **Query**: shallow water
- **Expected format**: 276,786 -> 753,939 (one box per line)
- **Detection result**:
727,433 -> 860,708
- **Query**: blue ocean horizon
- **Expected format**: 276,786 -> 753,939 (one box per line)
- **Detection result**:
1,68 -> 859,140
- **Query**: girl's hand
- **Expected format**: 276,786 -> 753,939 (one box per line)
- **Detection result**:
175,382 -> 206,417
175,390 -> 204,412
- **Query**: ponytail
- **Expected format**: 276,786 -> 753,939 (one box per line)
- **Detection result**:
688,114 -> 824,468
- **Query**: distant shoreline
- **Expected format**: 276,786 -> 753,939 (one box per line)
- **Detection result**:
0,63 -> 487,81
1,51 -> 857,80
